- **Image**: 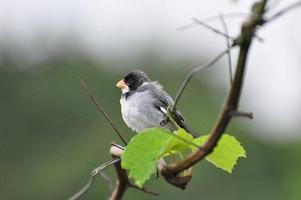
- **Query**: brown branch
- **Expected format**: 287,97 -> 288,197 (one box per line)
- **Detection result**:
162,0 -> 268,180
109,144 -> 158,200
109,154 -> 129,200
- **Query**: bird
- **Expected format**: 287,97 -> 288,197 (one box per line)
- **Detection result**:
116,69 -> 199,138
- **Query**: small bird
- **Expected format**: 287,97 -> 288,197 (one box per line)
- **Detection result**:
116,70 -> 199,138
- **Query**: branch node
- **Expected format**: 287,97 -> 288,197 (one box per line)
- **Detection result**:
231,111 -> 254,119
162,168 -> 193,190
110,143 -> 124,157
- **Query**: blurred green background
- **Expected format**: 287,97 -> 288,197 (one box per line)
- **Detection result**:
1,51 -> 301,200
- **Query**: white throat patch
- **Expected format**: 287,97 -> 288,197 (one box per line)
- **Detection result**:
122,86 -> 130,94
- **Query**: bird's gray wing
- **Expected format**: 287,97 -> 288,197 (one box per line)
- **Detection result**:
137,81 -> 175,113
137,82 -> 199,138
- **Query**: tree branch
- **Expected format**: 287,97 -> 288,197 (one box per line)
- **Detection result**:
162,0 -> 268,180
109,154 -> 129,200
109,144 -> 158,200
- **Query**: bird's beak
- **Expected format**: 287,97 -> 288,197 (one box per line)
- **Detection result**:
116,79 -> 126,89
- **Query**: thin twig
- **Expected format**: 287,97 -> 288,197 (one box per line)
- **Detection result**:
68,158 -> 120,200
231,111 -> 254,119
266,1 -> 301,22
192,18 -> 235,41
68,175 -> 94,200
179,16 -> 263,42
99,171 -> 114,194
177,12 -> 251,31
173,49 -> 230,108
79,79 -> 127,145
129,184 -> 159,196
219,14 -> 233,85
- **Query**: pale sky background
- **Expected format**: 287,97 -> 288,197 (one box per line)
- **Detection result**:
0,0 -> 300,141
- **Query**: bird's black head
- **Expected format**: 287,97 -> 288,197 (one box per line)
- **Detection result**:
123,70 -> 150,91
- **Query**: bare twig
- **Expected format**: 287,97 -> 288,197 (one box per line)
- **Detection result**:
219,14 -> 233,85
173,49 -> 230,109
179,16 -> 263,42
99,171 -> 114,194
266,1 -> 301,22
129,184 -> 159,196
177,12 -> 251,31
231,111 -> 254,119
68,158 -> 120,200
192,18 -> 235,41
79,79 -> 127,145
162,0 -> 268,180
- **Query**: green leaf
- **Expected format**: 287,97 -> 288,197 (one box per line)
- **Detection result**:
163,128 -> 194,155
192,134 -> 246,173
121,128 -> 246,187
121,128 -> 192,187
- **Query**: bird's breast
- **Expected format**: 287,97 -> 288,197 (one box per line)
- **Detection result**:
120,92 -> 162,132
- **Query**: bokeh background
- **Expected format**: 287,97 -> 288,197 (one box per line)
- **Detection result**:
1,0 -> 301,199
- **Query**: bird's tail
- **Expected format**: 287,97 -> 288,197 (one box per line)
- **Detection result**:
172,111 -> 200,138
180,123 -> 200,138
